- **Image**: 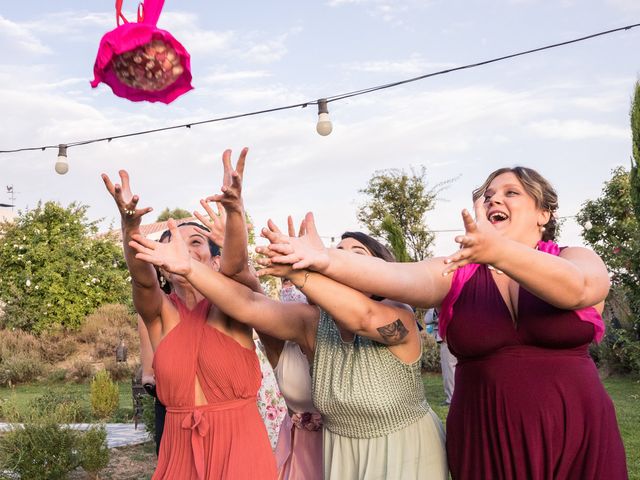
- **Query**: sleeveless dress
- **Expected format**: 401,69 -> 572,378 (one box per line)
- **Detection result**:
312,310 -> 448,480
444,264 -> 628,480
274,341 -> 323,480
152,293 -> 277,480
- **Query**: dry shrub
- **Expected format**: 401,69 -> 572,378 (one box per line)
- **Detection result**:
0,351 -> 45,386
69,361 -> 95,383
0,329 -> 41,360
39,333 -> 78,363
104,359 -> 133,382
421,333 -> 441,373
79,304 -> 139,360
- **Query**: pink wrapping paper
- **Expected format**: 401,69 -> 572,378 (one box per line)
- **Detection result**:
90,0 -> 193,103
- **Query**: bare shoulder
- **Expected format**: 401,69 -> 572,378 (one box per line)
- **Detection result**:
559,246 -> 607,267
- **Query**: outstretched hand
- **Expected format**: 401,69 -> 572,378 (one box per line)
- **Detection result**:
206,148 -> 247,214
255,212 -> 329,275
443,198 -> 502,275
102,170 -> 152,229
129,219 -> 193,276
194,200 -> 226,248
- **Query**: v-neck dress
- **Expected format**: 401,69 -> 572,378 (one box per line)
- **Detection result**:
152,293 -> 277,480
445,265 -> 627,480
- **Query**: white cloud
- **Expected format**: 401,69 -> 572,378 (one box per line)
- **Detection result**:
161,12 -> 234,55
0,15 -> 51,54
342,54 -> 456,75
527,119 -> 630,140
199,69 -> 273,85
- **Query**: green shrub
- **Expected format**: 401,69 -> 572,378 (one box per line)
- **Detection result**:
591,327 -> 640,375
141,393 -> 156,438
90,370 -> 119,419
78,425 -> 110,479
46,367 -> 69,383
28,389 -> 90,423
0,422 -> 79,480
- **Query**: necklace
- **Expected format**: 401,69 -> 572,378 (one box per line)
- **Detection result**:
488,265 -> 504,275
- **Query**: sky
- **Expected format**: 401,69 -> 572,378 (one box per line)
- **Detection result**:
0,0 -> 638,256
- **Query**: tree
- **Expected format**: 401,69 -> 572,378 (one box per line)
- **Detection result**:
156,207 -> 192,222
577,81 -> 640,328
0,202 -> 130,333
357,166 -> 448,261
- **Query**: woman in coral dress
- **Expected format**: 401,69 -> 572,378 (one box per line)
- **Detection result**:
102,148 -> 276,480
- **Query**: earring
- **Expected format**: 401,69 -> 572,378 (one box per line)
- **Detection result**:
159,275 -> 166,288
539,225 -> 546,233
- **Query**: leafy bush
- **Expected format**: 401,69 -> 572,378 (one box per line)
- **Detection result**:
0,201 -> 131,333
140,393 -> 156,439
591,327 -> 640,375
46,368 -> 69,383
28,389 -> 90,423
78,425 -> 110,479
421,333 -> 441,373
0,422 -> 79,480
0,329 -> 40,359
90,370 -> 119,419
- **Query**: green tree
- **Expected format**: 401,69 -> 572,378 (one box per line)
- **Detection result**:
630,81 -> 640,220
156,207 -> 192,222
0,201 -> 130,333
357,166 -> 448,261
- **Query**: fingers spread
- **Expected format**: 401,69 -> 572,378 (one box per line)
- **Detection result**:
473,197 -> 487,223
287,216 -> 296,237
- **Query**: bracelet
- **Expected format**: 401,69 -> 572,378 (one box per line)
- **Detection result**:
296,271 -> 311,290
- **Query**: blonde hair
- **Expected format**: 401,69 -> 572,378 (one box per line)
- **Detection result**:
472,166 -> 558,241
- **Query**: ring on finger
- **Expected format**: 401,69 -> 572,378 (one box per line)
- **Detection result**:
125,209 -> 135,216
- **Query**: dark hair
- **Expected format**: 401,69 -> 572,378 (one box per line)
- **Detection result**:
340,231 -> 395,302
472,166 -> 559,241
159,221 -> 220,257
340,231 -> 396,262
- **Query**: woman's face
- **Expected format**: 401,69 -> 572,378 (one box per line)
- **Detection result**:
160,225 -> 219,285
482,172 -> 550,243
336,237 -> 372,257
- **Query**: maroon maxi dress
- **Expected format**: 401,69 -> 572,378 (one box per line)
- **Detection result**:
444,264 -> 628,480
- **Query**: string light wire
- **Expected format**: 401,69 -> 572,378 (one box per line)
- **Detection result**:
1,22 -> 638,154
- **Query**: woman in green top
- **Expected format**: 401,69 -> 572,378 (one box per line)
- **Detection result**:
129,218 -> 447,480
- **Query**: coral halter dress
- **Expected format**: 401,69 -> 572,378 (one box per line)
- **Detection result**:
152,294 -> 277,479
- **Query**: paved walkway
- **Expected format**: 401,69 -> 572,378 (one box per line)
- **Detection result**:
0,422 -> 150,448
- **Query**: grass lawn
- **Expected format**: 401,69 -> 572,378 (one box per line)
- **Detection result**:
423,373 -> 640,479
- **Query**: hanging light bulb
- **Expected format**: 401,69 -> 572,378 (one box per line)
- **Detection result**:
584,220 -> 593,231
316,99 -> 333,136
55,144 -> 69,175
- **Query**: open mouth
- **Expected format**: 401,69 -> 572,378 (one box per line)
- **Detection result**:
488,211 -> 509,224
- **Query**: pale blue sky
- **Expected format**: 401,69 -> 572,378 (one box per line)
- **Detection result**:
1,0 -> 638,255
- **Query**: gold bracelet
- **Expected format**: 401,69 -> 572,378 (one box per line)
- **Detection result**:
297,271 -> 311,290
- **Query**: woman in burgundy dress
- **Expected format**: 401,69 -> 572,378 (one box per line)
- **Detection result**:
257,166 -> 628,479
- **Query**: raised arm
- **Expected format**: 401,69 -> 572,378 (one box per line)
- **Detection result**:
443,201 -> 610,310
102,171 -> 164,326
257,213 -> 452,308
129,220 -> 318,352
196,148 -> 260,291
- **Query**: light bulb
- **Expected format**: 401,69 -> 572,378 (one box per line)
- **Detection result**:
316,99 -> 333,136
584,220 -> 593,231
55,144 -> 69,175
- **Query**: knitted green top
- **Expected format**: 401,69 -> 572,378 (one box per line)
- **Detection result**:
312,309 -> 430,438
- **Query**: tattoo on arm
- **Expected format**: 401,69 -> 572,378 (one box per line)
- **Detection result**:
376,319 -> 409,344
